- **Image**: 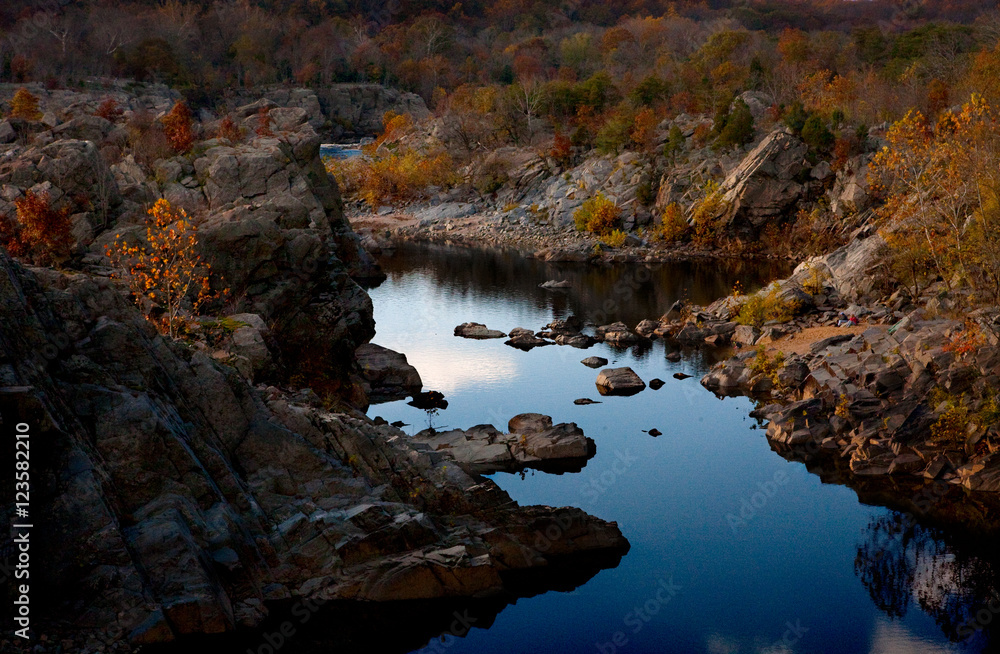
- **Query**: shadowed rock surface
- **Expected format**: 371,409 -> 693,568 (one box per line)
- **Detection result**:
0,247 -> 627,652
355,343 -> 422,403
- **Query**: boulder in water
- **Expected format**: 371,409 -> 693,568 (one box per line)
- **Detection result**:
596,367 -> 646,396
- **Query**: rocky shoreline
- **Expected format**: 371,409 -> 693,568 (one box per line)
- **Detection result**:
352,205 -> 788,266
685,239 -> 1000,501
428,229 -> 1000,520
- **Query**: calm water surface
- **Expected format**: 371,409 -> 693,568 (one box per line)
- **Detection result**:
364,243 -> 999,654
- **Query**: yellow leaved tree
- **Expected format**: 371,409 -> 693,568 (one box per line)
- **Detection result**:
9,88 -> 42,121
106,199 -> 225,337
871,95 -> 1000,301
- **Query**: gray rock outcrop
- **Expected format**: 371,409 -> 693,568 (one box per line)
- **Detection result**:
412,413 -> 595,474
355,343 -> 422,402
715,130 -> 810,237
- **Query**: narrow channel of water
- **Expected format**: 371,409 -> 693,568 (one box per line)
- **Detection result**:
365,243 -> 998,654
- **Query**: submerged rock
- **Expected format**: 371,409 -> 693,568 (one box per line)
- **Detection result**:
555,333 -> 596,348
505,327 -> 552,350
595,322 -> 648,346
408,390 -> 449,410
581,356 -> 609,368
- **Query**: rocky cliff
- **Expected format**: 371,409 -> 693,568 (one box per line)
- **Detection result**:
0,85 -> 385,407
0,86 -> 627,652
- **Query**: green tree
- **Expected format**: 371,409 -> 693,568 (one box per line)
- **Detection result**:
715,99 -> 755,149
801,115 -> 834,152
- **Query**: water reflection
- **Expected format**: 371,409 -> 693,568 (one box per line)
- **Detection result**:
379,242 -> 792,329
367,242 -> 1000,653
148,551 -> 625,654
856,512 -> 1000,649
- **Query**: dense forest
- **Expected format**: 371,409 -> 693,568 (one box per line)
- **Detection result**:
0,1 -> 996,118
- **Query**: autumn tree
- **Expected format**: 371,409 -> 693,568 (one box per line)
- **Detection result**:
95,97 -> 124,122
9,88 -> 42,121
161,101 -> 194,153
217,116 -> 245,143
0,191 -> 73,266
255,107 -> 274,137
872,96 -> 1000,300
106,199 -> 223,337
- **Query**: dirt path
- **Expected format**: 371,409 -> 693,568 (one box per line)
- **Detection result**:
763,323 -> 886,356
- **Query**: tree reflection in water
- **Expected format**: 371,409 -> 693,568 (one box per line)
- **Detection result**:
855,511 -> 1000,645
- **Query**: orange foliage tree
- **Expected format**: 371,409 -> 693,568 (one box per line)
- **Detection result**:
0,191 -> 73,266
105,199 -> 224,337
630,107 -> 659,152
161,101 -> 194,153
9,88 -> 42,121
327,111 -> 455,208
872,95 -> 1000,299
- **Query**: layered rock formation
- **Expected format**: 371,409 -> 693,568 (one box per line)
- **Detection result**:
1,86 -> 386,408
714,130 -> 812,238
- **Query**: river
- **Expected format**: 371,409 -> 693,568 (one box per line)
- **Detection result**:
361,242 -> 998,654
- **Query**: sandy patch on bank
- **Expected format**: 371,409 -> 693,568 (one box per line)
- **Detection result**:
762,323 -> 886,356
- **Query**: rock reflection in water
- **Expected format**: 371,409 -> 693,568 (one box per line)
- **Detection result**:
147,550 -> 624,654
378,242 -> 792,330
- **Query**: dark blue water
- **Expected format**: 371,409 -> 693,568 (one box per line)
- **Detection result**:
366,243 -> 995,654
321,144 -> 362,159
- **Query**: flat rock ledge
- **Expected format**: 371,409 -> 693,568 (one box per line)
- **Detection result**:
411,413 -> 596,474
596,367 -> 647,396
455,322 -> 507,339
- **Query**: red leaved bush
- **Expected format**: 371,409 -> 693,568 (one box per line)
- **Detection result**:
161,101 -> 194,153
